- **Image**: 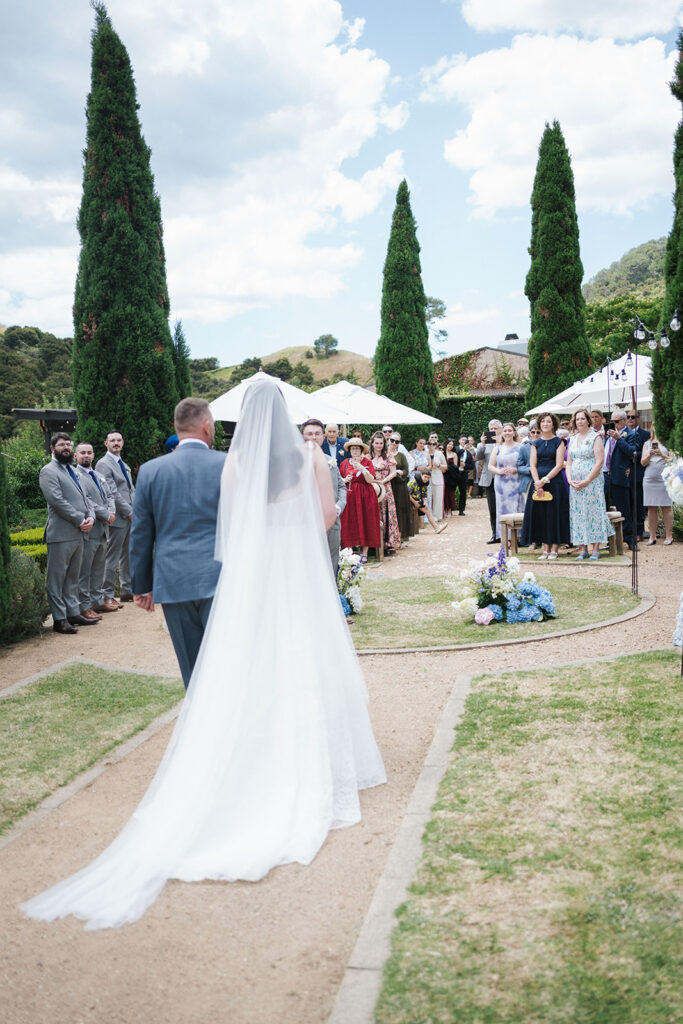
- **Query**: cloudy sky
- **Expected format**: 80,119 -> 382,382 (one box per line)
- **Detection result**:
1,0 -> 681,365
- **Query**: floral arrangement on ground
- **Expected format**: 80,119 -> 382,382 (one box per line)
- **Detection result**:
663,455 -> 683,505
337,548 -> 366,615
449,547 -> 556,625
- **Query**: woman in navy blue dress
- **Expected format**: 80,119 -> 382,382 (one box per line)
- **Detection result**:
520,412 -> 570,559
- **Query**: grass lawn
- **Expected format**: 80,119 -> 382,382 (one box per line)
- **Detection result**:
374,649 -> 682,1024
352,575 -> 641,649
0,664 -> 183,834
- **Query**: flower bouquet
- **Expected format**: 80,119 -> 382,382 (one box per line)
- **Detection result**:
663,456 -> 683,505
448,546 -> 556,625
337,547 -> 366,616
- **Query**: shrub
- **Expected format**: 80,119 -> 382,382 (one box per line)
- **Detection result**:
0,548 -> 49,645
2,423 -> 48,528
12,543 -> 48,573
10,528 -> 45,547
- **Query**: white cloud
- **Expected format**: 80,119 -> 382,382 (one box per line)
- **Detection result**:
442,303 -> 499,330
459,0 -> 683,40
425,35 -> 679,217
0,247 -> 77,335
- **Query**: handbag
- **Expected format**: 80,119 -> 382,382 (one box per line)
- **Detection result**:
532,488 -> 553,502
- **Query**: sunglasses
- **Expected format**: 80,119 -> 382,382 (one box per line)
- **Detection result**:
626,415 -> 637,420
389,437 -> 400,442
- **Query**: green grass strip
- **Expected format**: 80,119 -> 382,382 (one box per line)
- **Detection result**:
0,664 -> 183,835
375,649 -> 682,1024
352,575 -> 641,649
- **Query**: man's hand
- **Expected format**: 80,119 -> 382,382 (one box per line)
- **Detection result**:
108,513 -> 116,524
80,517 -> 94,532
134,593 -> 155,612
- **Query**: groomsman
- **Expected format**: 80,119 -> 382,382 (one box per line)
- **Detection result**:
74,442 -> 116,619
96,430 -> 135,606
626,409 -> 650,540
302,418 -> 346,577
39,433 -> 96,634
606,410 -> 637,549
322,423 -> 349,469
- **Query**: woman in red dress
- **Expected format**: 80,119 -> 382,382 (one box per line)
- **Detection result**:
340,439 -> 381,562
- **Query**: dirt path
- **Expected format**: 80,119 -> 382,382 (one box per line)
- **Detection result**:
1,499 -> 680,1024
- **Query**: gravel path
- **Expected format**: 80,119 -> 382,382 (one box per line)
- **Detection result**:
1,499 -> 680,1024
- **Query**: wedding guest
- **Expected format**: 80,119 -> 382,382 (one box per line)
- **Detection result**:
605,410 -> 638,550
382,425 -> 412,468
518,421 -> 538,500
565,409 -> 614,560
428,438 -> 447,520
387,433 -> 415,541
370,431 -> 401,554
590,410 -> 605,436
476,429 -> 498,543
39,433 -> 95,634
641,426 -> 674,545
96,429 -> 135,604
452,435 -> 474,515
626,410 -> 650,540
339,439 -> 381,562
444,439 -> 458,514
488,422 -> 524,541
74,442 -> 116,619
302,419 -> 347,575
520,412 -> 570,559
411,437 -> 431,473
466,437 -> 477,496
408,470 -> 448,534
322,422 -> 349,469
164,434 -> 179,453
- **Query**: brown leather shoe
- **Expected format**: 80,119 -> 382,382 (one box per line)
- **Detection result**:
68,614 -> 99,626
94,599 -> 120,612
54,619 -> 78,634
118,593 -> 133,603
83,609 -> 102,621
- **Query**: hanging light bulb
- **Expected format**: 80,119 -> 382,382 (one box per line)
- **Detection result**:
625,349 -> 633,366
620,368 -> 627,380
671,309 -> 681,332
660,331 -> 670,349
648,332 -> 657,350
634,320 -> 646,342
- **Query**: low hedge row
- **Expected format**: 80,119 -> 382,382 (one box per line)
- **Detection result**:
0,548 -> 49,645
10,528 -> 45,547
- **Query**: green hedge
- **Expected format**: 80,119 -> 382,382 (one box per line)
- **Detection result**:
12,543 -> 47,573
10,528 -> 45,547
0,548 -> 49,645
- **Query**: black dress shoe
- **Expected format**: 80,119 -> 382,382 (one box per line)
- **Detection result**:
54,619 -> 78,634
67,614 -> 99,626
486,536 -> 499,544
459,511 -> 466,516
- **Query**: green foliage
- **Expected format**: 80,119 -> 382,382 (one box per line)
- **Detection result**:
0,453 -> 11,625
262,357 -> 293,380
375,180 -> 438,416
191,356 -> 220,373
0,548 -> 49,645
653,32 -> 683,451
586,295 -> 663,365
425,296 -> 448,357
2,423 -> 49,529
11,544 -> 47,573
435,395 -> 528,442
71,4 -> 179,471
583,237 -> 666,304
172,319 -> 192,398
229,356 -> 261,385
290,361 -> 314,388
525,121 -> 593,409
313,333 -> 339,359
9,528 -> 45,546
434,351 -> 527,394
0,325 -> 73,439
305,349 -> 314,359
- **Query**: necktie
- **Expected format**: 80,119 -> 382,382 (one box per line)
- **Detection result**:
118,458 -> 132,488
66,464 -> 83,492
88,469 -> 105,499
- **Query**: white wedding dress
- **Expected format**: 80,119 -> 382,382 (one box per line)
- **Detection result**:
22,379 -> 386,929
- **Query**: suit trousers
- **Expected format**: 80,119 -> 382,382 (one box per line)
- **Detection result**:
485,484 -> 497,537
103,521 -> 131,597
46,538 -> 84,621
162,598 -> 214,690
609,483 -> 635,547
327,519 -> 341,579
454,473 -> 468,513
78,534 -> 108,611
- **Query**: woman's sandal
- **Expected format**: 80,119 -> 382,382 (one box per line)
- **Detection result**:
547,552 -> 558,560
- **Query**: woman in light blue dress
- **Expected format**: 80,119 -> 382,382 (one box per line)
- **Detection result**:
488,423 -> 525,541
566,408 -> 614,559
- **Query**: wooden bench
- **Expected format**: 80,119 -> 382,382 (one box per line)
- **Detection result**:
499,512 -> 524,554
606,509 -> 625,556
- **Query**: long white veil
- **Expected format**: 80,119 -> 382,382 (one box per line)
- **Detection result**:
22,378 -> 385,929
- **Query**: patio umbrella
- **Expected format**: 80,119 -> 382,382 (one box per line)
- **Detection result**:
209,371 -> 348,424
309,380 -> 441,425
526,352 -> 653,416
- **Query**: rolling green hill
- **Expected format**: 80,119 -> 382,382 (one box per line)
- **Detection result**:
582,237 -> 666,304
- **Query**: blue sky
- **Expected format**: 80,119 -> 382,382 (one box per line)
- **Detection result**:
0,1 -> 681,366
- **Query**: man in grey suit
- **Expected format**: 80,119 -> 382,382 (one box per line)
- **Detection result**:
302,418 -> 346,578
39,433 -> 96,634
130,398 -> 227,689
74,442 -> 116,620
96,429 -> 135,607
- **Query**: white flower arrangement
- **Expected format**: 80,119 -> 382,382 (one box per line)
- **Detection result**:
663,456 -> 683,505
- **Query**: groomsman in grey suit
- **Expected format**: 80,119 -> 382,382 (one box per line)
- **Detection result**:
39,433 -> 96,634
74,442 -> 116,619
302,419 -> 346,577
96,429 -> 135,607
130,398 -> 227,689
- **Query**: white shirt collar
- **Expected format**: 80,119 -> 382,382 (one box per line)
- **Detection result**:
177,437 -> 209,449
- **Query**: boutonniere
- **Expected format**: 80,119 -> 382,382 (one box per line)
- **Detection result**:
327,456 -> 336,468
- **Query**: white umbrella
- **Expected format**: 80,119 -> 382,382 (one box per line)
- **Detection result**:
310,380 -> 441,425
209,371 -> 348,424
526,352 -> 653,416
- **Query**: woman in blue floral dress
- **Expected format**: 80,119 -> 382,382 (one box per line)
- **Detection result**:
488,423 -> 525,541
566,408 -> 614,560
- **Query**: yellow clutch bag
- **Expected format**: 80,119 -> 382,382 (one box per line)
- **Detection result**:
532,489 -> 553,502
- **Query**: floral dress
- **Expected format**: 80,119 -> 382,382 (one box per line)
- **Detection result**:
374,456 -> 401,551
493,442 -> 525,538
567,429 -> 614,546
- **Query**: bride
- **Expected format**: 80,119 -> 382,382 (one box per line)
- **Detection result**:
22,378 -> 386,929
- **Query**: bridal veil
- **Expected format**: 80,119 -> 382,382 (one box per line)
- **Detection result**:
22,378 -> 386,929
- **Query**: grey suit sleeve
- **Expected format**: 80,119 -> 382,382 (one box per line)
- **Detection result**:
334,466 -> 347,515
129,468 -> 156,595
39,465 -> 88,527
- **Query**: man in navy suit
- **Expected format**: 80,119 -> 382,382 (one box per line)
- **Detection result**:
321,423 -> 349,469
626,409 -> 650,540
130,398 -> 227,689
606,410 -> 637,549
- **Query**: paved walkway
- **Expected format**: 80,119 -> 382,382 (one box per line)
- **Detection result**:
1,499 -> 680,1024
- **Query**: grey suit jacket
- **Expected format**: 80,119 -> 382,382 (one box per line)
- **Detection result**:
95,453 -> 135,528
75,465 -> 115,541
327,455 -> 347,520
130,442 -> 228,604
39,460 -> 94,543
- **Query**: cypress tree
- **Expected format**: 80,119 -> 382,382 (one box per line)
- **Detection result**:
0,452 -> 11,626
374,180 -> 438,416
524,121 -> 592,409
172,320 -> 193,399
72,3 -> 178,469
652,33 -> 683,451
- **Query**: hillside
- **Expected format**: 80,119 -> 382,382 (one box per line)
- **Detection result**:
215,346 -> 374,387
582,237 -> 666,304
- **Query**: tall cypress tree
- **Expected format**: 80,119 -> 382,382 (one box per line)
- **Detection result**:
374,180 -> 438,416
652,33 -> 683,451
524,121 -> 592,409
0,452 -> 11,626
72,3 -> 178,469
172,320 -> 193,399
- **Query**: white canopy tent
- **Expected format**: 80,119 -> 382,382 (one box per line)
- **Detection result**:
209,371 -> 348,424
310,380 -> 441,425
526,352 -> 653,416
